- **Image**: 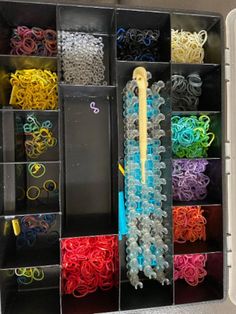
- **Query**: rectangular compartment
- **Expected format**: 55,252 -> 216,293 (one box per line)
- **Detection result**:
0,162 -> 60,216
171,112 -> 221,158
116,9 -> 170,62
58,5 -> 116,85
174,205 -> 223,254
0,1 -> 56,55
13,111 -> 59,163
171,13 -> 222,64
171,64 -> 221,111
61,235 -> 119,314
0,213 -> 60,268
62,86 -> 118,237
173,158 -> 222,206
0,265 -> 60,314
174,252 -> 224,304
0,56 -> 57,109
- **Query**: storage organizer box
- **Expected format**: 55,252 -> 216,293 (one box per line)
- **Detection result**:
0,1 -> 229,313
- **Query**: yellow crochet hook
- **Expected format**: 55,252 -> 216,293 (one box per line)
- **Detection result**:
133,67 -> 148,184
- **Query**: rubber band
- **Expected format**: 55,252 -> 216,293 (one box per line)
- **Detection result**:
28,163 -> 46,178
23,114 -> 57,158
117,28 -> 160,61
61,236 -> 118,298
9,69 -> 58,110
10,26 -> 57,56
172,159 -> 210,201
174,254 -> 207,286
26,185 -> 41,200
173,206 -> 206,243
172,115 -> 215,158
172,29 -> 208,63
43,179 -> 57,192
15,267 -> 45,285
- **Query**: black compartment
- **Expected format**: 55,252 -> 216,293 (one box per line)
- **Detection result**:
174,252 -> 223,304
116,9 -> 170,62
58,5 -> 116,85
0,214 -> 60,268
0,1 -> 56,56
0,162 -> 60,216
171,64 -> 221,111
0,266 -> 60,314
171,13 -> 222,64
173,158 -> 222,206
172,112 -> 221,158
0,56 -> 57,109
174,205 -> 223,254
62,288 -> 119,314
62,86 -> 118,237
14,111 -> 59,162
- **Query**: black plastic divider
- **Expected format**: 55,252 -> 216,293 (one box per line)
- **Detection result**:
116,60 -> 174,310
0,265 -> 60,314
0,1 -> 56,55
174,252 -> 223,304
171,63 -> 221,111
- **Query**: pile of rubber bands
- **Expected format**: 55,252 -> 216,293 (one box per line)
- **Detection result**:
23,114 -> 57,159
173,206 -> 206,243
14,267 -> 45,285
172,159 -> 210,201
171,29 -> 208,63
16,214 -> 57,248
61,235 -> 118,298
117,28 -> 160,61
10,26 -> 57,56
10,69 -> 58,110
174,254 -> 207,286
172,115 -> 215,158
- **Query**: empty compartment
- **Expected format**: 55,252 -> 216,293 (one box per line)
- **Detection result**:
171,13 -> 222,64
116,9 -> 170,62
61,235 -> 119,314
62,86 -> 118,237
172,112 -> 221,158
0,56 -> 57,110
0,213 -> 60,268
173,158 -> 222,206
171,64 -> 221,111
174,252 -> 223,304
120,237 -> 173,310
174,205 -> 223,254
0,266 -> 60,314
0,1 -> 56,56
58,5 -> 115,85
